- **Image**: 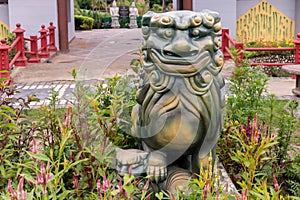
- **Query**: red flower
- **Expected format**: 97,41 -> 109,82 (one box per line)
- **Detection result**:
36,162 -> 52,194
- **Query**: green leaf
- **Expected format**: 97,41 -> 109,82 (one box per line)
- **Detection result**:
123,174 -> 135,196
25,151 -> 51,162
230,155 -> 241,163
111,189 -> 119,196
57,190 -> 71,199
22,172 -> 36,185
27,189 -> 35,200
155,192 -> 164,200
270,191 -> 281,200
123,184 -> 135,196
51,158 -> 89,180
1,123 -> 19,130
244,160 -> 250,168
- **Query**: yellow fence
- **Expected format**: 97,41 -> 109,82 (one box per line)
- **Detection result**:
236,0 -> 295,43
0,20 -> 9,39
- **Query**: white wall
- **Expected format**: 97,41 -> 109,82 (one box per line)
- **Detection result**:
0,3 -> 9,25
193,0 -> 237,38
8,0 -> 59,49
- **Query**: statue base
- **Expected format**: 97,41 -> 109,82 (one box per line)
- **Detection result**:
115,148 -> 237,196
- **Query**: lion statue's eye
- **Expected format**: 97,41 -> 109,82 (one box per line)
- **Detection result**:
191,29 -> 200,37
164,29 -> 173,38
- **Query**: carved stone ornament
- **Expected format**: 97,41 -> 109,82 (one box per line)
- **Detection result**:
116,10 -> 225,193
110,0 -> 120,28
129,2 -> 139,28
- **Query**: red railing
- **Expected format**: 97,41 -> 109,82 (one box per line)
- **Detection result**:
0,22 -> 57,79
221,28 -> 300,65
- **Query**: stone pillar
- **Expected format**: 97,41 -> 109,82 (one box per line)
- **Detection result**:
48,22 -> 57,52
13,23 -> 28,66
57,0 -> 69,53
183,0 -> 192,10
28,36 -> 40,63
0,39 -> 10,79
39,25 -> 50,58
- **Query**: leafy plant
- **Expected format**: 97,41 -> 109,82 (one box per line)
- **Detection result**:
272,100 -> 300,197
150,4 -> 162,12
1,59 -> 300,198
93,74 -> 139,148
0,78 -> 38,192
5,33 -> 16,62
172,161 -> 235,200
218,116 -> 276,188
0,73 -> 150,199
75,15 -> 94,30
77,9 -> 111,29
226,59 -> 269,123
220,54 -> 300,198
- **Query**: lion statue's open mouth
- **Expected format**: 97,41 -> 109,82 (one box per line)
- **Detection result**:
150,48 -> 211,75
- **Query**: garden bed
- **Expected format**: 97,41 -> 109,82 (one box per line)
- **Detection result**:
0,63 -> 299,199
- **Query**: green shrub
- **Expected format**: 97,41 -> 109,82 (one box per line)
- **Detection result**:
219,56 -> 300,198
5,33 -> 16,62
137,16 -> 142,28
78,9 -> 111,29
118,0 -> 131,7
93,74 -> 139,148
0,74 -> 149,199
102,17 -> 112,28
150,4 -> 162,12
92,11 -> 102,28
136,2 -> 148,15
74,7 -> 81,15
119,18 -> 129,28
226,60 -> 269,123
75,15 -> 94,30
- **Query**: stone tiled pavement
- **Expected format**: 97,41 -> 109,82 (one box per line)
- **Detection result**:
13,80 -> 101,108
14,81 -> 76,108
9,29 -> 299,109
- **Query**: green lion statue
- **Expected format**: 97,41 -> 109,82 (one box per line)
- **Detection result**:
119,10 -> 225,192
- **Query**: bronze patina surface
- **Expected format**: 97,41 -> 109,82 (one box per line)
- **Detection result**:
117,10 -> 225,192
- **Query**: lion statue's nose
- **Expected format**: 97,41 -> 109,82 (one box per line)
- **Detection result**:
163,38 -> 199,58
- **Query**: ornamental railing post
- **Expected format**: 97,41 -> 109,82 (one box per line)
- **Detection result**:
222,28 -> 231,60
28,36 -> 40,63
13,23 -> 28,66
235,42 -> 244,63
48,22 -> 57,52
294,33 -> 300,64
39,25 -> 49,58
0,39 -> 11,79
